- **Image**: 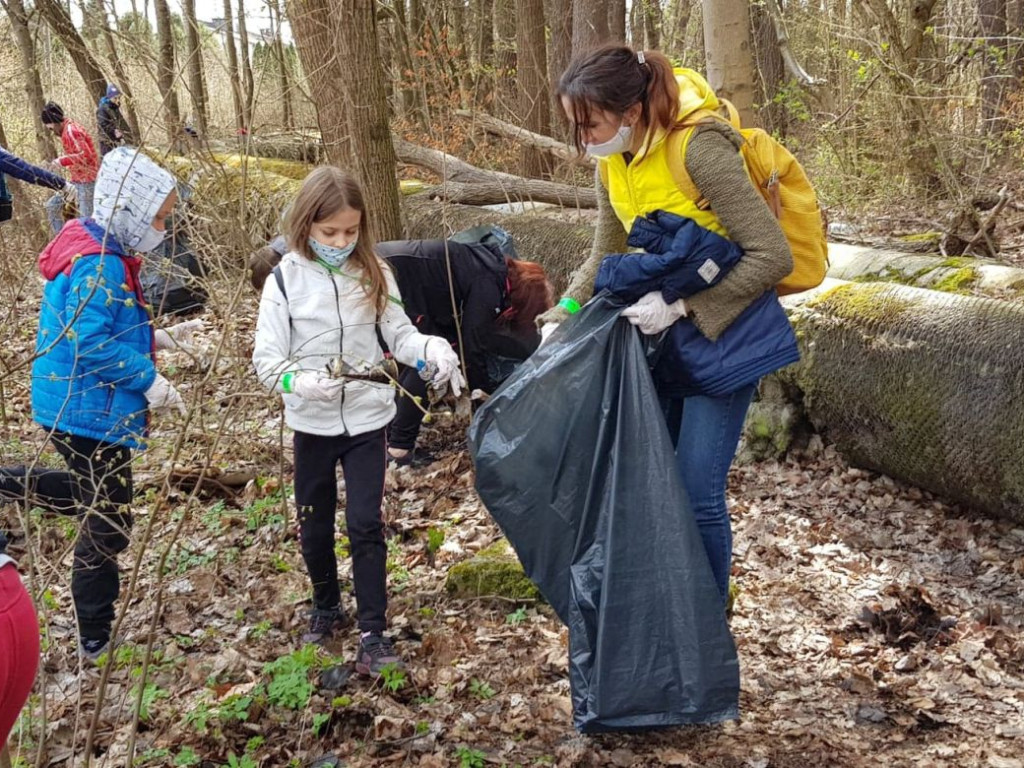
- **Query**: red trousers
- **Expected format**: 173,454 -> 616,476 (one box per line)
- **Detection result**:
0,564 -> 39,749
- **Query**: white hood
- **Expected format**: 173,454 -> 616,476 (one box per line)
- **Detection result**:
92,147 -> 176,250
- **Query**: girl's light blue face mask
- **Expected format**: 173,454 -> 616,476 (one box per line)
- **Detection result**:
309,237 -> 357,267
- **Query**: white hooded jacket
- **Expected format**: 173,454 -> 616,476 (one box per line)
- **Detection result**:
253,250 -> 436,436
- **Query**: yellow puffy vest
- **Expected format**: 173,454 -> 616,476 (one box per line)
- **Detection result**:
597,68 -> 828,296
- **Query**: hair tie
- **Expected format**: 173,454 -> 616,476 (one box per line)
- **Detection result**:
637,51 -> 646,65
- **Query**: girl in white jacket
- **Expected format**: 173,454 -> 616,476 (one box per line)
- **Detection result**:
253,168 -> 463,675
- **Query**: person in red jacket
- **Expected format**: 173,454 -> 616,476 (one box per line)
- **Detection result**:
41,101 -> 99,232
0,531 -> 39,757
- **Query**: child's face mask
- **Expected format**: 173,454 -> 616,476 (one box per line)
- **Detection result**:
309,238 -> 356,267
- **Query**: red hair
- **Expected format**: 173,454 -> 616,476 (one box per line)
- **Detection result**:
500,260 -> 554,334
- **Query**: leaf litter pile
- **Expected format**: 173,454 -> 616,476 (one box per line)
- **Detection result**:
1,272 -> 1023,768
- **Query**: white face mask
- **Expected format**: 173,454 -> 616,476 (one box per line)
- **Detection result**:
134,225 -> 166,254
585,124 -> 633,158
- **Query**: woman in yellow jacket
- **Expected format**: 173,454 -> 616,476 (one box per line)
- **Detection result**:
539,45 -> 794,607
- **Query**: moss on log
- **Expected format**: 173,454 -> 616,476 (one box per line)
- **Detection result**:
445,540 -> 541,601
827,243 -> 1024,298
785,281 -> 1024,521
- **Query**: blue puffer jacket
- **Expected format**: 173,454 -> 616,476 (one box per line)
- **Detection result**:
31,218 -> 156,447
594,210 -> 800,398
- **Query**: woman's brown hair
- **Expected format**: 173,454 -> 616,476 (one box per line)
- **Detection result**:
557,45 -> 680,159
284,167 -> 389,316
500,260 -> 554,335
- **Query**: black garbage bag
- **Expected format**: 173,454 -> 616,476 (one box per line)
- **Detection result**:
141,216 -> 207,317
469,294 -> 740,733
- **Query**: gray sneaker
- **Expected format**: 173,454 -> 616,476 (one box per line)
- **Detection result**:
79,636 -> 110,664
301,608 -> 352,646
355,632 -> 403,677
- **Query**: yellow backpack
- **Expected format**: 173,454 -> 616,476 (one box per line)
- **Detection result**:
665,100 -> 828,296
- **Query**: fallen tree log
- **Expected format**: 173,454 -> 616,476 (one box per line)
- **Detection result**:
828,243 -> 1024,297
172,159 -> 596,286
453,109 -> 591,166
418,179 -> 595,208
778,279 -> 1024,522
392,138 -> 595,208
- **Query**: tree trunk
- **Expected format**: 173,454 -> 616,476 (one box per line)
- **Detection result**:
237,0 -> 256,129
2,0 -> 55,160
703,0 -> 758,126
154,0 -> 184,147
629,0 -> 642,47
493,0 -> 518,120
97,0 -> 142,140
223,0 -> 248,134
545,0 -> 572,137
752,0 -> 785,134
34,0 -> 108,103
642,0 -> 660,49
516,0 -> 553,178
334,1 -> 403,241
573,0 -> 609,53
183,0 -> 209,135
666,0 -> 695,59
270,0 -> 294,130
1010,0 -> 1024,81
472,0 -> 495,108
608,0 -> 626,42
978,0 -> 1009,135
288,0 -> 352,163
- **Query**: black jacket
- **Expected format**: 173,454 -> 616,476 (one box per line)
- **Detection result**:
97,98 -> 131,155
375,239 -> 535,391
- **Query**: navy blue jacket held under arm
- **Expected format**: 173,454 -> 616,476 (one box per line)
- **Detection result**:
594,210 -> 800,398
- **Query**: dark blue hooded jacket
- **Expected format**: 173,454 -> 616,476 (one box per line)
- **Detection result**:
594,210 -> 799,397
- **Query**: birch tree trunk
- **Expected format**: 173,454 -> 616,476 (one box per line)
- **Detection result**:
702,0 -> 757,126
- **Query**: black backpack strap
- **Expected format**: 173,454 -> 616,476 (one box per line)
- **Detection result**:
272,265 -> 293,333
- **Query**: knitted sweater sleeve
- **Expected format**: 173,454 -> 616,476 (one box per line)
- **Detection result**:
536,164 -> 627,326
683,124 -> 793,340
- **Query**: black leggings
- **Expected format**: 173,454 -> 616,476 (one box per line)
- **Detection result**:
387,366 -> 429,452
293,428 -> 388,633
1,432 -> 133,639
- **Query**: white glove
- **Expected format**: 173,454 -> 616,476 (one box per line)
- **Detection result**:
144,373 -> 186,415
620,291 -> 688,335
425,339 -> 465,397
51,159 -> 65,172
154,318 -> 205,352
290,372 -> 345,402
60,185 -> 78,205
539,322 -> 559,347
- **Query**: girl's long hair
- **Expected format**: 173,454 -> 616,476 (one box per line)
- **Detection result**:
284,167 -> 389,316
557,44 -> 680,160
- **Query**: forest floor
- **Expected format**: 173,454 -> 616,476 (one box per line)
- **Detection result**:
1,195 -> 1023,768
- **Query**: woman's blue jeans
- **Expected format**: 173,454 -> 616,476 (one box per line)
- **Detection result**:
661,383 -> 757,606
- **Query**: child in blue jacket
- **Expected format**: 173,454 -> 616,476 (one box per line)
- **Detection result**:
28,147 -> 186,661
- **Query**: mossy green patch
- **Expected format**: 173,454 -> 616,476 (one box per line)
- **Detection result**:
808,282 -> 918,325
445,540 -> 541,602
932,266 -> 978,293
